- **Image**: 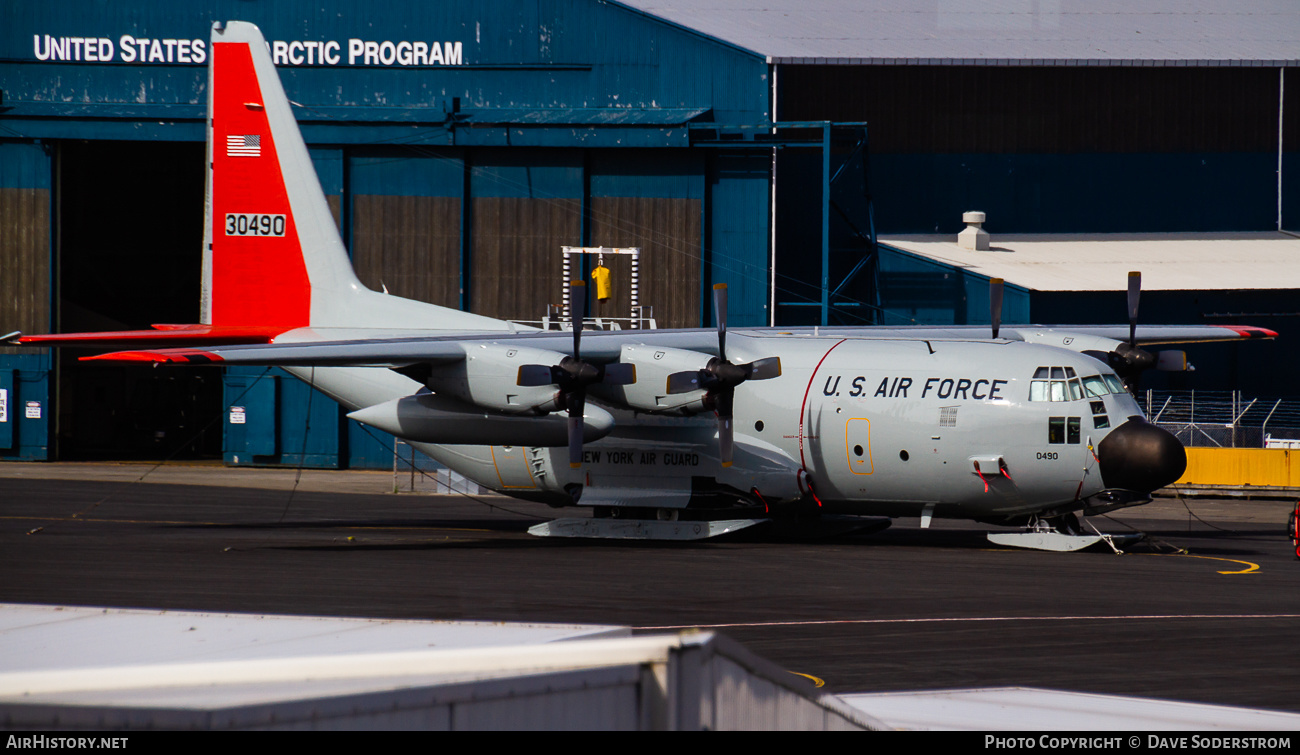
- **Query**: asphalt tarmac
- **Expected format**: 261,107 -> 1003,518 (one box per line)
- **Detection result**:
2,462 -> 1298,714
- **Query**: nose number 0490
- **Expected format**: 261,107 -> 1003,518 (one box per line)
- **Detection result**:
225,213 -> 286,237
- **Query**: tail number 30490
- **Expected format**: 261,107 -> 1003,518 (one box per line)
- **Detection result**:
225,213 -> 286,237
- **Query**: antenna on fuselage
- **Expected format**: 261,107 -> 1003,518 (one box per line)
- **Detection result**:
990,278 -> 1004,339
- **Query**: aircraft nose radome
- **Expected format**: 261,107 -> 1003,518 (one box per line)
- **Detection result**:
1097,418 -> 1187,493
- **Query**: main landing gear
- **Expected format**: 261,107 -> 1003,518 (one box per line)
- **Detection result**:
527,505 -> 768,540
986,513 -> 1144,553
528,514 -> 766,540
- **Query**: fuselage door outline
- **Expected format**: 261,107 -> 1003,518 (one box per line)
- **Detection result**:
846,417 -> 874,475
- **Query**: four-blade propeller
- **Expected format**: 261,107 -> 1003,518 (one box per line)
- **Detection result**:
1108,271 -> 1158,393
517,280 -> 635,468
997,271 -> 1189,394
665,284 -> 781,467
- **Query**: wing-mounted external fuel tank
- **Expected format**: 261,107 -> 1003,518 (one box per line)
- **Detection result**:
347,391 -> 615,446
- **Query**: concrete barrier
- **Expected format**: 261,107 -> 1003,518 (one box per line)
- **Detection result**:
1176,448 -> 1300,489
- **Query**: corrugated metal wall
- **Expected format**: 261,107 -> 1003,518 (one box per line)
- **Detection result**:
589,150 -> 705,329
787,66 -> 1283,154
350,150 -> 465,310
0,0 -> 776,465
1,0 -> 770,134
780,65 -> 1296,233
340,146 -> 728,330
470,150 -> 584,321
0,144 -> 52,459
706,152 -> 771,328
0,143 -> 51,350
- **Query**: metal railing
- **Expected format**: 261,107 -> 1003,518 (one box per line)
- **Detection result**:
393,440 -> 482,494
1146,390 -> 1300,448
510,303 -> 658,332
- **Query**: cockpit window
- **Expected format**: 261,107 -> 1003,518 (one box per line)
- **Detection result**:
1030,366 -> 1091,402
1031,367 -> 1125,402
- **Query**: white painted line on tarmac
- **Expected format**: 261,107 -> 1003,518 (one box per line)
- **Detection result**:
638,614 -> 1300,631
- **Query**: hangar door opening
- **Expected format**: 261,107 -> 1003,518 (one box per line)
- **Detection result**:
55,140 -> 221,460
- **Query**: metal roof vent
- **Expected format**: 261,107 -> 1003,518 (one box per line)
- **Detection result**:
958,211 -> 990,251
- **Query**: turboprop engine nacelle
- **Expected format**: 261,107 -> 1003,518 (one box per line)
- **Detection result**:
1018,333 -> 1191,375
424,344 -> 570,414
347,391 -> 616,446
590,344 -> 710,415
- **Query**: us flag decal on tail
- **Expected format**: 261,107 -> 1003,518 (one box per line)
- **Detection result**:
226,134 -> 261,157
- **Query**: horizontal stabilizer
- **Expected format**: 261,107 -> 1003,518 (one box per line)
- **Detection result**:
80,349 -> 225,364
19,325 -> 283,348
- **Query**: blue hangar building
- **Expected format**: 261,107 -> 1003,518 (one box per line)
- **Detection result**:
1,1 -> 1297,464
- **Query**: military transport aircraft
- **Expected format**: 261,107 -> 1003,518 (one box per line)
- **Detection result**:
10,21 -> 1278,550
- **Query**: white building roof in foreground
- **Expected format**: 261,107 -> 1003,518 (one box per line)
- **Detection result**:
5,605 -> 1299,730
880,232 -> 1300,292
0,603 -> 626,673
0,604 -> 878,730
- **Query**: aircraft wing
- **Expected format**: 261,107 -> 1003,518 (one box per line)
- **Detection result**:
1000,324 -> 1277,346
77,327 -> 725,366
790,324 -> 1276,346
69,323 -> 1274,367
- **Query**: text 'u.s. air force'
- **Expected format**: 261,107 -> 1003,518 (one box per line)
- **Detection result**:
824,375 -> 1009,400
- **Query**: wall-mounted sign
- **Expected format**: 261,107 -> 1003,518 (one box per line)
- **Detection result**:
31,34 -> 463,67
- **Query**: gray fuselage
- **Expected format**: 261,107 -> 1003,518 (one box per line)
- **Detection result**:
288,334 -> 1142,521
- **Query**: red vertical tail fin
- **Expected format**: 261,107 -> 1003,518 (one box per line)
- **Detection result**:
203,21 -> 362,330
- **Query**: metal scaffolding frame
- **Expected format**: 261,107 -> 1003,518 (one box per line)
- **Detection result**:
687,121 -> 878,326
